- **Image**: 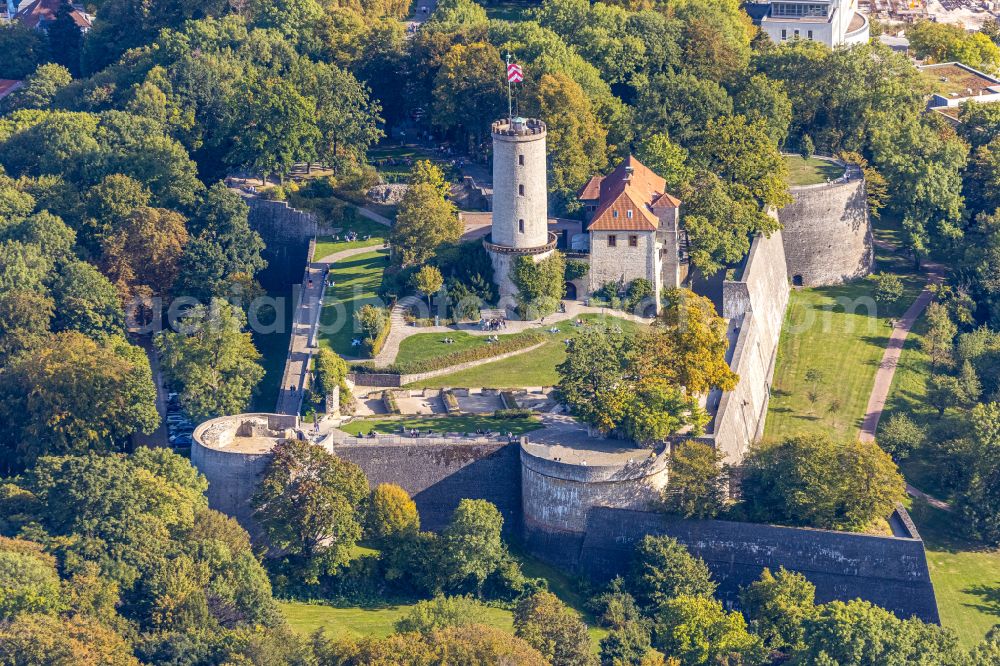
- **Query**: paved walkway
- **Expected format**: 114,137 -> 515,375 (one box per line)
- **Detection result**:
372,299 -> 652,367
275,244 -> 386,415
857,242 -> 950,510
132,334 -> 169,449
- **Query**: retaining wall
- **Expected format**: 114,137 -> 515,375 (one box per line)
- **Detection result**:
576,507 -> 940,624
705,230 -> 790,463
330,436 -> 523,532
779,174 -> 873,287
245,195 -> 317,290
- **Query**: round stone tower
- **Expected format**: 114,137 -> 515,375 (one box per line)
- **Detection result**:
486,117 -> 557,309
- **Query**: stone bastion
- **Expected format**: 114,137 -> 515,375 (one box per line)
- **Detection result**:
191,413 -> 667,544
778,157 -> 874,287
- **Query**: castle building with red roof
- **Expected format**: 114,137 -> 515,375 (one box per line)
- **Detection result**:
577,155 -> 685,312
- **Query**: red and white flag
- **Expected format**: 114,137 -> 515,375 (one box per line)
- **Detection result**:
506,62 -> 523,83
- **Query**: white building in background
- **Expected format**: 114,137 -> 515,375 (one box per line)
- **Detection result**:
747,0 -> 870,48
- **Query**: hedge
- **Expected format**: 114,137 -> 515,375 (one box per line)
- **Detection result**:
493,408 -> 533,419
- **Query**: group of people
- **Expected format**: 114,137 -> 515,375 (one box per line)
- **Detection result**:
440,337 -> 457,344
480,317 -> 507,331
330,231 -> 369,243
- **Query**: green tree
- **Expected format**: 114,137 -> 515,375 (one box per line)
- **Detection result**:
80,174 -> 152,255
2,63 -> 71,112
0,23 -> 46,80
527,71 -> 609,212
652,594 -> 766,666
227,77 -> 320,184
252,439 -> 369,580
0,332 -> 158,471
50,260 -> 125,338
659,441 -> 726,519
599,621 -> 654,666
367,483 -> 420,543
792,599 -> 963,665
431,42 -> 504,152
739,567 -> 816,653
635,133 -> 694,192
0,543 -> 63,620
100,206 -> 189,302
438,499 -> 514,596
410,160 -> 450,198
734,74 -> 792,147
47,1 -> 82,75
955,402 -> 1000,544
867,272 -> 904,305
877,412 -> 927,460
155,301 -> 264,421
0,614 -> 139,666
921,302 -> 957,368
394,595 -> 487,635
628,536 -> 716,611
414,265 -> 444,306
511,252 -> 566,319
741,435 -> 906,531
909,20 -> 1000,71
391,183 -> 461,266
514,591 -> 595,666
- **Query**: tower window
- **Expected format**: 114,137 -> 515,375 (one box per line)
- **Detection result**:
518,154 -> 525,166
629,235 -> 638,247
808,30 -> 813,40
518,184 -> 524,196
518,219 -> 525,233
608,235 -> 617,247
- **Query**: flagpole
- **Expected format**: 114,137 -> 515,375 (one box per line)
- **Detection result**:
506,51 -> 512,120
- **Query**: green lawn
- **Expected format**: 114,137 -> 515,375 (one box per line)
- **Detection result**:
483,0 -> 535,21
279,600 -> 514,640
394,328 -> 541,369
907,499 -> 1000,649
784,155 -> 845,186
367,144 -> 456,184
339,414 -> 541,436
764,256 -> 924,441
314,218 -> 387,259
318,250 -> 390,358
250,287 -> 295,412
407,315 -> 643,389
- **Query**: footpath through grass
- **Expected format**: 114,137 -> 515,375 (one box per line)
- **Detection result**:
318,250 -> 389,357
407,314 -> 643,389
339,414 -> 542,436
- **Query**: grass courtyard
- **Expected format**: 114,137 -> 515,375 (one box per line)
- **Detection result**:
783,155 -> 845,187
339,414 -> 542,436
405,314 -> 644,389
318,249 -> 390,358
314,217 -> 387,259
764,263 -> 925,441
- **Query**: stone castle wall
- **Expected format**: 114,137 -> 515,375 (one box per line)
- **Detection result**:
587,230 -> 660,301
244,195 -> 317,290
707,229 -> 790,463
577,507 -> 939,624
778,175 -> 873,287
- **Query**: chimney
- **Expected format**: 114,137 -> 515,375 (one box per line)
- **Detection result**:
624,165 -> 634,183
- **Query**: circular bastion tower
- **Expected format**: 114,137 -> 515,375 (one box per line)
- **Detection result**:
485,117 -> 557,310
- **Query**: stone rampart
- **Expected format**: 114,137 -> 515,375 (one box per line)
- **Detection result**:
245,195 -> 318,290
779,171 -> 873,287
576,507 -> 940,624
706,230 -> 790,463
331,437 -> 522,532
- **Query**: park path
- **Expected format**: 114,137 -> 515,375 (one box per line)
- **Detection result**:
371,299 -> 652,367
275,244 -> 386,415
858,241 -> 950,510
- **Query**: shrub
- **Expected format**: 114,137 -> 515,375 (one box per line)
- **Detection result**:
868,272 -> 904,305
493,408 -> 533,419
624,278 -> 654,313
565,259 -> 589,282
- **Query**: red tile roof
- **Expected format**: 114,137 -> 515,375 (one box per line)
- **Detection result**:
16,0 -> 91,30
578,175 -> 603,200
585,155 -> 680,232
0,80 -> 23,101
